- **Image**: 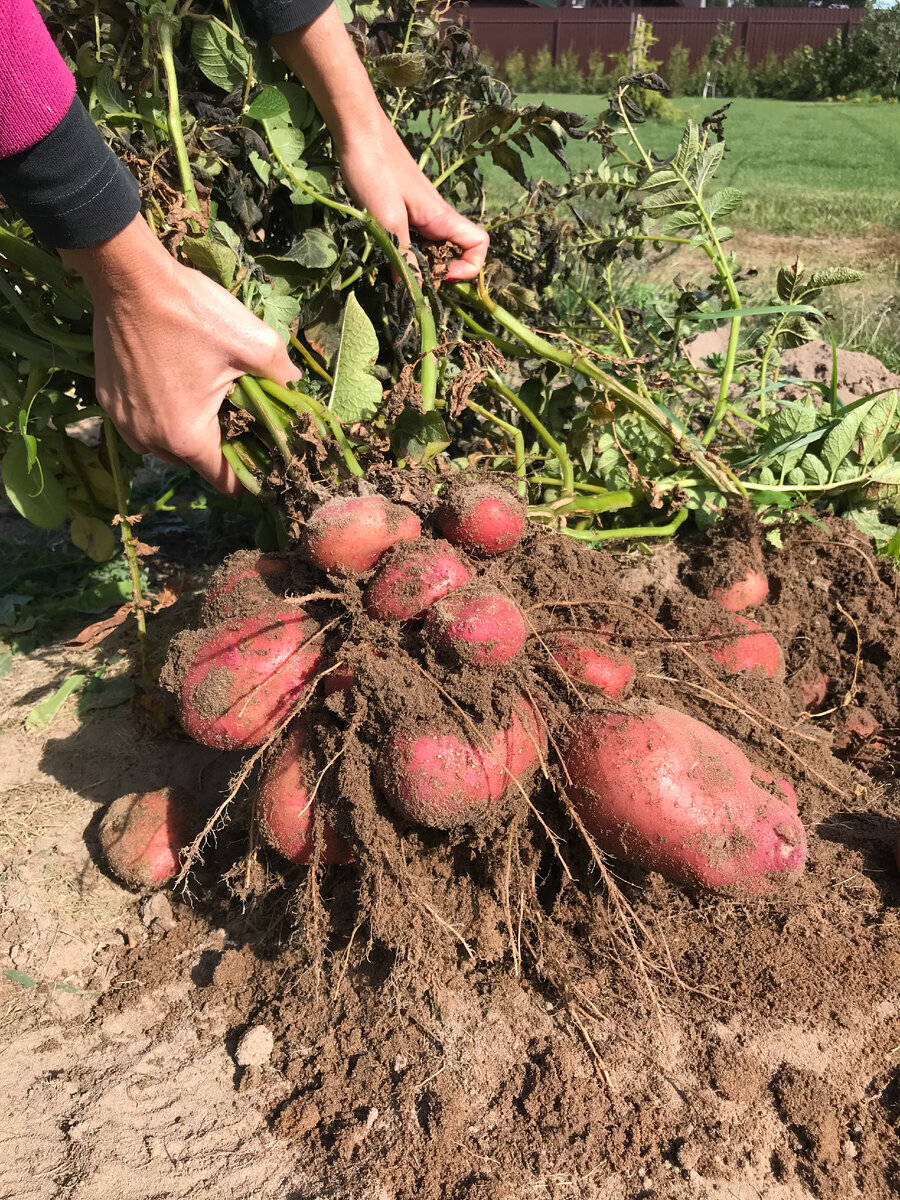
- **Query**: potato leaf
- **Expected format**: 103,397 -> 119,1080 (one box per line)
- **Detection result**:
858,390 -> 898,467
329,293 -> 383,424
707,187 -> 743,219
821,398 -> 876,477
69,514 -> 117,563
190,21 -> 250,92
1,436 -> 67,530
181,234 -> 238,288
25,674 -> 87,732
245,86 -> 290,121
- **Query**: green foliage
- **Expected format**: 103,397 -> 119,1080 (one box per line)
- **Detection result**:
1,0 -> 898,559
663,6 -> 900,101
663,44 -> 692,98
502,50 -> 528,92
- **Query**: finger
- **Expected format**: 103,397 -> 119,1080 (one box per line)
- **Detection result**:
409,204 -> 489,282
366,198 -> 415,280
231,318 -> 302,388
154,417 -> 243,498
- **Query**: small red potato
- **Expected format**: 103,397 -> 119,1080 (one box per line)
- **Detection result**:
378,726 -> 507,828
174,612 -> 324,750
378,698 -> 545,829
711,567 -> 769,613
99,788 -> 194,890
257,724 -> 353,865
546,632 -> 635,699
704,616 -> 782,678
304,494 -> 421,577
200,550 -> 290,625
436,481 -> 526,557
800,671 -> 829,711
425,583 -> 527,668
563,705 -> 806,894
364,539 -> 472,622
502,697 -> 548,783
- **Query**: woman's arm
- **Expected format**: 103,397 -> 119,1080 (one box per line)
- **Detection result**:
270,5 -> 489,282
0,1 -> 298,494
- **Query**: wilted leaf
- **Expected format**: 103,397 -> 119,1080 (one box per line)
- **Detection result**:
490,144 -> 528,189
329,293 -> 383,424
378,51 -> 428,87
807,266 -> 864,290
25,674 -> 87,731
858,390 -> 898,467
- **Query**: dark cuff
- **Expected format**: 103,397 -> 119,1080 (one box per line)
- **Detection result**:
234,0 -> 334,41
0,96 -> 140,250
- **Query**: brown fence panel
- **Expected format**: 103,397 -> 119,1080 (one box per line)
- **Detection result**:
458,6 -> 864,71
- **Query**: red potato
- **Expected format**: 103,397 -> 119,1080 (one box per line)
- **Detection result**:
436,481 -> 526,557
174,612 -> 324,750
425,583 -> 527,668
704,615 -> 782,679
546,632 -> 635,699
562,705 -> 806,894
502,698 -> 548,783
800,671 -> 829,711
364,539 -> 472,622
711,567 -> 770,613
378,698 -> 544,828
99,788 -> 194,890
200,550 -> 290,625
304,494 -> 421,577
257,724 -> 353,865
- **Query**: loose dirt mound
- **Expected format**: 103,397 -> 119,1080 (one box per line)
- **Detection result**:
2,515 -> 900,1200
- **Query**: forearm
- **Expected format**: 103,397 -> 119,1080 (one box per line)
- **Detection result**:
271,5 -> 386,150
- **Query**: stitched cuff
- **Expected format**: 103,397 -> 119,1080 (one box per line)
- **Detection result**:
236,0 -> 334,41
0,95 -> 140,250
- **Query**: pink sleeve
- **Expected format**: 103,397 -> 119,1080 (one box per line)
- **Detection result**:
0,0 -> 76,157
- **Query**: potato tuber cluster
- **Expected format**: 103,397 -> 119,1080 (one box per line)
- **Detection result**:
100,479 -> 805,902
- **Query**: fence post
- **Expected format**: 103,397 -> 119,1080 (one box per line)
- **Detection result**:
552,12 -> 559,66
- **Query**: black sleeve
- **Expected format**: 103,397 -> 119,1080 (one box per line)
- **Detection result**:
0,95 -> 139,250
233,0 -> 334,41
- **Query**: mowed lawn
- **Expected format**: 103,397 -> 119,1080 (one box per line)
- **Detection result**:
482,96 -> 900,237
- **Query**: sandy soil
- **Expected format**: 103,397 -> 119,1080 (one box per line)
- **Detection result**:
3,510 -> 900,1200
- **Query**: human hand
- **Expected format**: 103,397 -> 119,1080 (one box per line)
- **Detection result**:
337,114 -> 489,283
61,216 -> 300,495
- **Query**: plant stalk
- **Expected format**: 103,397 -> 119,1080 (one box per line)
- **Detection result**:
157,15 -> 201,216
102,415 -> 148,675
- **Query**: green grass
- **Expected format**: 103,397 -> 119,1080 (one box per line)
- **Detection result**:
483,96 -> 900,237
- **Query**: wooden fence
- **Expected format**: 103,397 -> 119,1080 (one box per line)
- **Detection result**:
456,6 -> 865,70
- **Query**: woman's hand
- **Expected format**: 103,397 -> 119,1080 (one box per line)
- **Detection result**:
336,113 -> 489,283
61,216 -> 300,495
273,6 -> 489,283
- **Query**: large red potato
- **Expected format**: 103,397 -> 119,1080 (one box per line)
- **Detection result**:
304,494 -> 421,577
546,632 -> 635,699
364,539 -> 472,622
378,697 -> 546,829
171,612 -> 324,750
562,705 -> 806,894
436,481 -> 526,557
99,788 -> 194,890
425,583 -> 527,668
257,724 -> 353,865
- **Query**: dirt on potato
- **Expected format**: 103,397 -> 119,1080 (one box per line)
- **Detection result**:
3,508 -> 900,1200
